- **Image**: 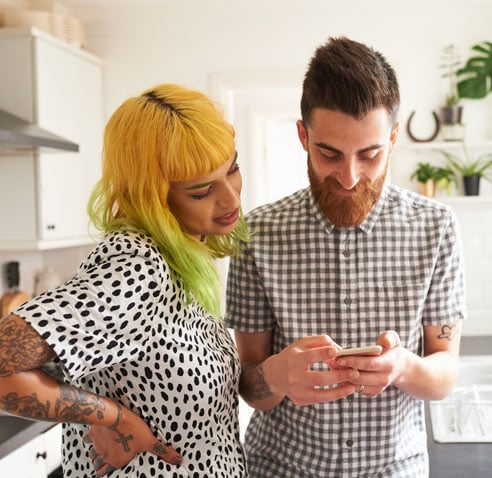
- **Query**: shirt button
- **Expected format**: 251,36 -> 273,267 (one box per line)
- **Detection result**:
347,394 -> 354,402
346,439 -> 354,447
344,297 -> 352,305
343,249 -> 350,257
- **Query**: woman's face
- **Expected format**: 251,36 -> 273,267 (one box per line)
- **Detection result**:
167,153 -> 242,238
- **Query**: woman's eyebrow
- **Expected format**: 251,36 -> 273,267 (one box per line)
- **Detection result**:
184,152 -> 238,191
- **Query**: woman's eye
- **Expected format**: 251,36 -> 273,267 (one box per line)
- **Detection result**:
228,163 -> 240,175
190,188 -> 212,200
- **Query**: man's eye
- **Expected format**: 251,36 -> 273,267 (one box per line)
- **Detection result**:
320,152 -> 340,161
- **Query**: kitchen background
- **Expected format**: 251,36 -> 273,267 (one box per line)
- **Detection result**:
0,0 -> 491,334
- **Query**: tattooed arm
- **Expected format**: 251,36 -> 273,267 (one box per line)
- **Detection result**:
235,330 -> 359,409
0,314 -> 182,476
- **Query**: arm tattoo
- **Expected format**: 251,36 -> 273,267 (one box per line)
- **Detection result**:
437,323 -> 458,341
0,316 -> 55,377
239,363 -> 273,402
0,382 -> 107,423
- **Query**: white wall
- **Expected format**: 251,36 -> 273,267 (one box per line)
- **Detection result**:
1,0 -> 492,334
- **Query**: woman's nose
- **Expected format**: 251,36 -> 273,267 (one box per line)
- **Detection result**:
218,179 -> 241,207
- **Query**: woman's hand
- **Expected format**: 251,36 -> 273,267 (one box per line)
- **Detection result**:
84,404 -> 183,477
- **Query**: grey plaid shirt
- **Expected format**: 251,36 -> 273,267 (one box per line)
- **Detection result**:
226,184 -> 466,477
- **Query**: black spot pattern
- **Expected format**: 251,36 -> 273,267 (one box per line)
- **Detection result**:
16,232 -> 247,477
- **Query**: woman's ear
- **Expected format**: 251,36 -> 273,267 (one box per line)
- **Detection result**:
296,119 -> 309,152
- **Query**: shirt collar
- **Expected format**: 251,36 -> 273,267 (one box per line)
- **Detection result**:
307,183 -> 391,234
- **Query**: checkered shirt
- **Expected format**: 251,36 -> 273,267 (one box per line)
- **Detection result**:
226,184 -> 466,477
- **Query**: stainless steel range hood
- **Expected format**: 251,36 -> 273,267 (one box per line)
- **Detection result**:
0,108 -> 79,152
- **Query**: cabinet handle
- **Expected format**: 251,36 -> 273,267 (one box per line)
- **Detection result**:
36,451 -> 47,460
46,224 -> 56,231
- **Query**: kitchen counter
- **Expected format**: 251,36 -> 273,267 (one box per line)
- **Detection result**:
427,335 -> 492,478
0,414 -> 55,459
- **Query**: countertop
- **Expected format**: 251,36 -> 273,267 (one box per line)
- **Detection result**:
427,335 -> 492,478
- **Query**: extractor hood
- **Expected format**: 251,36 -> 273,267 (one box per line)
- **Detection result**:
0,108 -> 79,152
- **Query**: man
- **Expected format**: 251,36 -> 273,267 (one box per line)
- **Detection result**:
226,37 -> 465,477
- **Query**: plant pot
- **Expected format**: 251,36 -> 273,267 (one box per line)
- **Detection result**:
419,179 -> 436,197
440,106 -> 463,124
463,175 -> 481,196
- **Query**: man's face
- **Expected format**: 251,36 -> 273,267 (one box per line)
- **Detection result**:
297,108 -> 399,227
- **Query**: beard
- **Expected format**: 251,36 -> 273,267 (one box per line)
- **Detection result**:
308,158 -> 388,228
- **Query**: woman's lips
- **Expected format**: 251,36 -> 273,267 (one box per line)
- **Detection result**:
214,208 -> 240,225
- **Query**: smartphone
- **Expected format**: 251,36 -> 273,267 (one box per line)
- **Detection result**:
337,345 -> 383,357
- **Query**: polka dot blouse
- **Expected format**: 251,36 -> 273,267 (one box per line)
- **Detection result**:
16,231 -> 247,477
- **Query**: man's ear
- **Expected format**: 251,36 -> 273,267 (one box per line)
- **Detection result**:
389,122 -> 400,155
296,119 -> 309,152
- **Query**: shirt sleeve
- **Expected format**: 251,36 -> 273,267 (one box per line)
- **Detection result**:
15,236 -> 168,381
225,235 -> 276,332
421,208 -> 467,326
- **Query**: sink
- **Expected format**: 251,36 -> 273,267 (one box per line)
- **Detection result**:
429,355 -> 492,443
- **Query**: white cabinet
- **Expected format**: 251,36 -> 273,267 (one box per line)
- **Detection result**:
0,27 -> 103,250
0,424 -> 62,478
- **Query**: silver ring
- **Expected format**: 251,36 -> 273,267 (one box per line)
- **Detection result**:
358,384 -> 365,394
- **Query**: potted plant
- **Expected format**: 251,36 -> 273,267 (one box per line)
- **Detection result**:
439,148 -> 492,196
439,44 -> 463,125
457,41 -> 492,99
410,162 -> 456,197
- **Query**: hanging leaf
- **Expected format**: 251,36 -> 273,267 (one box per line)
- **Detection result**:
456,41 -> 492,99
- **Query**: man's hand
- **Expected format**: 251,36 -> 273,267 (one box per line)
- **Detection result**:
335,330 -> 408,398
262,335 -> 359,406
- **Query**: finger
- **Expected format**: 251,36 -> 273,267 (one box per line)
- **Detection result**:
308,369 -> 359,388
88,447 -> 98,460
151,440 -> 183,466
377,330 -> 401,350
83,433 -> 93,445
95,463 -> 117,477
93,455 -> 105,470
298,345 -> 342,367
292,383 -> 357,406
295,335 -> 339,350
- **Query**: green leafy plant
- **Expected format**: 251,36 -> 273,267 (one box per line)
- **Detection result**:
410,162 -> 437,183
439,148 -> 492,180
440,44 -> 462,106
410,162 -> 456,194
457,41 -> 492,99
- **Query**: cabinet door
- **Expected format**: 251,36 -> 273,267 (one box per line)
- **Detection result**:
34,37 -> 103,243
43,424 -> 62,475
0,433 -> 48,478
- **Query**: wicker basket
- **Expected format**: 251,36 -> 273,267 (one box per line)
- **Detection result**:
0,9 -> 85,47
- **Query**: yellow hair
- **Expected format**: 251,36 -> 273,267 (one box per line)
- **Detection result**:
88,84 -> 250,317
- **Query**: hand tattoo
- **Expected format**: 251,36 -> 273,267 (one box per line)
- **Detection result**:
109,403 -> 134,453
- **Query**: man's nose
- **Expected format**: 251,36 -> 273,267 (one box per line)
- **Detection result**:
337,161 -> 359,190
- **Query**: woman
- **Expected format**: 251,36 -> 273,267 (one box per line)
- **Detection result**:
0,84 -> 250,477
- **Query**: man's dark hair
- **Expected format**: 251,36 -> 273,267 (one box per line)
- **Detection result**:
300,37 -> 400,126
